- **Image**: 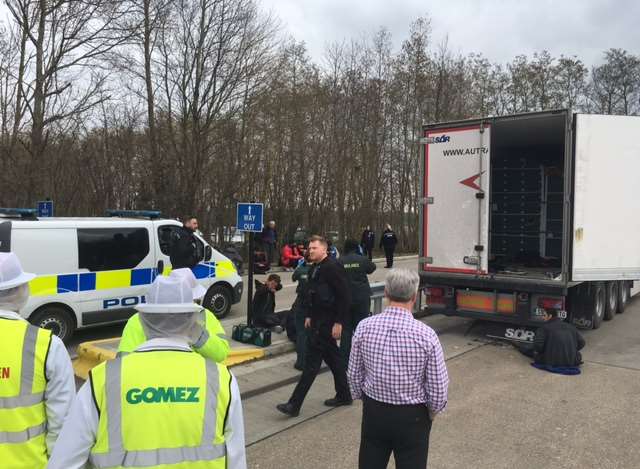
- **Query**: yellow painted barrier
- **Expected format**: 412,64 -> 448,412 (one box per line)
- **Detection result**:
73,338 -> 265,380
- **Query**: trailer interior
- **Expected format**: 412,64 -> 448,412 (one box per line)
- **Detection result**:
489,114 -> 567,280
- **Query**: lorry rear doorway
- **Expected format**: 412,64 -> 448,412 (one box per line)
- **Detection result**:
489,114 -> 566,280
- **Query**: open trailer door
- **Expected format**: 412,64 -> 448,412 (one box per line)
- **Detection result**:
422,122 -> 491,274
572,113 -> 640,281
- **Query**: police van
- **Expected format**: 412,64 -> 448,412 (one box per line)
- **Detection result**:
0,209 -> 243,341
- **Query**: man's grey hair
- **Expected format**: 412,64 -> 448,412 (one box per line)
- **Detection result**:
385,269 -> 420,302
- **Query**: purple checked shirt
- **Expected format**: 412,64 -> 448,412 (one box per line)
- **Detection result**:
348,306 -> 449,413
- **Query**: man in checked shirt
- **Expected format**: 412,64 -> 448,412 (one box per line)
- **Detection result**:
348,268 -> 449,469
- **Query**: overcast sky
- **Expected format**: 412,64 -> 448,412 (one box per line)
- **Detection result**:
259,0 -> 640,67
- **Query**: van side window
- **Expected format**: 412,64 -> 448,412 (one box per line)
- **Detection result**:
158,225 -> 205,261
158,225 -> 181,256
78,228 -> 150,271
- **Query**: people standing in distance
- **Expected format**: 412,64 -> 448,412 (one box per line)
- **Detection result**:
170,216 -> 200,269
276,235 -> 352,417
0,253 -> 75,469
48,275 -> 247,469
338,239 -> 376,365
380,224 -> 398,268
348,269 -> 448,469
261,220 -> 278,266
361,226 -> 375,261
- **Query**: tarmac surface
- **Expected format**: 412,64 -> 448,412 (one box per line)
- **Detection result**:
242,298 -> 640,469
64,255 -> 640,468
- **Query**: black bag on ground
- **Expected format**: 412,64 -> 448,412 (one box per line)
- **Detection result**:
231,323 -> 272,347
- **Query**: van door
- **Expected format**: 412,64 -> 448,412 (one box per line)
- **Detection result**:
422,122 -> 491,274
76,226 -> 154,325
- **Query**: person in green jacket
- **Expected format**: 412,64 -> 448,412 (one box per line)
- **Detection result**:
118,268 -> 230,362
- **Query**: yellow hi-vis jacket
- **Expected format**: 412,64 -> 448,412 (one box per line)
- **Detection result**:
0,319 -> 52,469
118,309 -> 229,362
88,348 -> 232,468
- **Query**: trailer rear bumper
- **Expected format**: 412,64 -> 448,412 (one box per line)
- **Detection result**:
420,271 -> 572,295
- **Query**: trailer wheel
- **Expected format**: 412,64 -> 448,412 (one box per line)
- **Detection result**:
604,281 -> 618,321
617,281 -> 630,314
584,282 -> 605,329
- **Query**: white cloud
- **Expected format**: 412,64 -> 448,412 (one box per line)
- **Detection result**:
259,0 -> 640,67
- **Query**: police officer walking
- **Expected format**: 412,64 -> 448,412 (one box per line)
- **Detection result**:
338,239 -> 376,364
276,235 -> 352,417
380,224 -> 398,268
48,275 -> 247,469
0,252 -> 75,469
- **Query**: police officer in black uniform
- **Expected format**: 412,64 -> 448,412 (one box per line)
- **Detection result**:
339,238 -> 376,364
277,235 -> 352,417
170,216 -> 200,269
380,224 -> 398,268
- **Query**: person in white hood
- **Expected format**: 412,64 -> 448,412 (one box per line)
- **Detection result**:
0,252 -> 75,469
48,275 -> 247,469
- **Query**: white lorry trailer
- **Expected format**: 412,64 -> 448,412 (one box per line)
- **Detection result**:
420,110 -> 640,331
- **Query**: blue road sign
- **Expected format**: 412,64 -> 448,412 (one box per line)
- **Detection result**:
37,200 -> 54,217
237,203 -> 264,232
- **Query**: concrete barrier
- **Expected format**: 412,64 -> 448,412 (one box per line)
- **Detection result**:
73,337 -> 265,380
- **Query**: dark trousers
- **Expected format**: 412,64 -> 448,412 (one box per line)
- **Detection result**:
289,324 -> 350,409
293,300 -> 307,368
340,299 -> 370,367
364,244 -> 374,261
359,395 -> 432,469
384,246 -> 395,267
264,242 -> 275,265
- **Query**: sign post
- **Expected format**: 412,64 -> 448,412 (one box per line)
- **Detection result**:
37,200 -> 54,217
236,203 -> 264,326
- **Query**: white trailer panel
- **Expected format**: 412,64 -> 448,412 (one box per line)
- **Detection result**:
572,114 -> 640,281
423,125 -> 491,273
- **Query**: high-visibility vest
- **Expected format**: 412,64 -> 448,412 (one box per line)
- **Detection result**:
89,349 -> 232,469
0,318 -> 52,469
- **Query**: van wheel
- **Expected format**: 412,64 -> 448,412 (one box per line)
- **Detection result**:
584,282 -> 605,329
617,281 -> 630,314
203,285 -> 232,319
29,306 -> 75,343
604,281 -> 618,321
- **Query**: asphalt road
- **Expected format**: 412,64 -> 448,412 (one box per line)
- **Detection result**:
243,294 -> 640,468
65,256 -> 418,354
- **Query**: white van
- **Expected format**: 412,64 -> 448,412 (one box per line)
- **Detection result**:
0,210 -> 243,341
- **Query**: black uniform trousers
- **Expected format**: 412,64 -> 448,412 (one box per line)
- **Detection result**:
384,246 -> 395,267
289,323 -> 350,409
359,395 -> 432,469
